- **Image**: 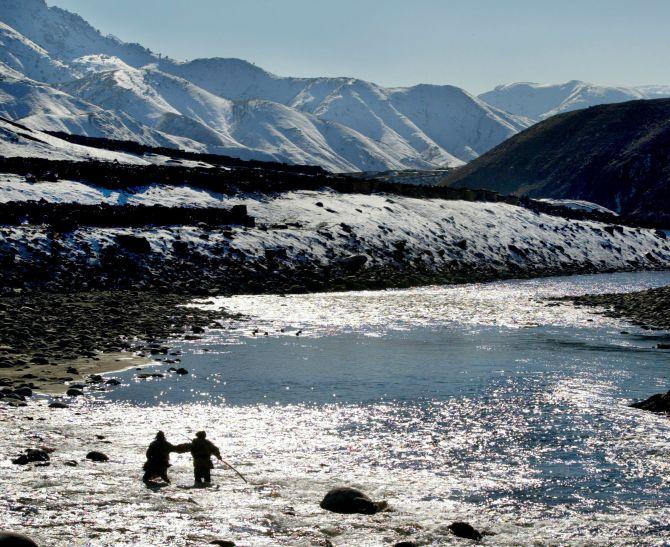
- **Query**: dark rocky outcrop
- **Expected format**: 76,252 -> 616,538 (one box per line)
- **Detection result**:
631,391 -> 670,413
319,487 -> 387,515
0,531 -> 39,547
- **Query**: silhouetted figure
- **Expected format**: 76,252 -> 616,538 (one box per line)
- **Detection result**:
190,431 -> 222,484
142,431 -> 185,484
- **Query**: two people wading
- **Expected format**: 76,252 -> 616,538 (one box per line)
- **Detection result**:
142,430 -> 222,486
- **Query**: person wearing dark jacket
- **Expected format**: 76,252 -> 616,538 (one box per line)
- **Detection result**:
142,431 -> 189,484
190,431 -> 222,484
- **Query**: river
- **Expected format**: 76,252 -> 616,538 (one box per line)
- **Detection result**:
2,271 -> 670,546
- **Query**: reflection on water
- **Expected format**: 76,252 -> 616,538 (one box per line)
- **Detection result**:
2,271 -> 670,546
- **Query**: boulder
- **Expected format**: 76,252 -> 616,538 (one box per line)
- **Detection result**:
210,541 -> 236,547
48,401 -> 69,409
447,522 -> 482,541
115,234 -> 151,254
0,531 -> 39,547
14,387 -> 32,398
86,451 -> 109,462
66,388 -> 84,397
11,449 -> 50,465
631,391 -> 670,413
319,487 -> 386,515
175,368 -> 189,375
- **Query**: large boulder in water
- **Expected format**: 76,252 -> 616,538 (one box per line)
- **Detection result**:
631,391 -> 670,413
0,531 -> 39,546
448,521 -> 483,541
319,487 -> 386,515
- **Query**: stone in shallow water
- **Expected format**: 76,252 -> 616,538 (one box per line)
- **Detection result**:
319,487 -> 386,515
86,451 -> 109,462
0,531 -> 39,547
11,449 -> 50,466
447,521 -> 483,541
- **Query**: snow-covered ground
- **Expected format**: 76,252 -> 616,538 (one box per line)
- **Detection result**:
0,0 -> 529,172
2,185 -> 669,293
479,80 -> 670,122
538,198 -> 619,216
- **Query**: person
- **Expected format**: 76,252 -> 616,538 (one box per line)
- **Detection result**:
142,431 -> 188,484
190,431 -> 222,484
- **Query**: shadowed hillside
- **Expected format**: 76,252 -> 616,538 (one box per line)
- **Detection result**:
442,99 -> 670,226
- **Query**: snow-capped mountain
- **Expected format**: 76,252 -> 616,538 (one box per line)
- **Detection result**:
0,0 -> 530,171
0,0 -> 668,172
480,80 -> 670,121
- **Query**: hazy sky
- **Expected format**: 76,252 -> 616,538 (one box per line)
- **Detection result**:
48,0 -> 670,94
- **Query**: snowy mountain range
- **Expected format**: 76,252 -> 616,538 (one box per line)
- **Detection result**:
479,81 -> 670,122
0,0 -> 668,172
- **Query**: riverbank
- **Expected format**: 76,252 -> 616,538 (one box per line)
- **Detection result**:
0,291 -> 225,393
570,285 -> 670,330
2,190 -> 670,294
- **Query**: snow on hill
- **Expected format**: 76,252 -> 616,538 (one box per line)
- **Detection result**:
0,117 -> 150,163
0,71 -> 205,150
0,21 -> 74,83
480,80 -> 670,121
0,0 -> 529,171
0,0 -> 668,172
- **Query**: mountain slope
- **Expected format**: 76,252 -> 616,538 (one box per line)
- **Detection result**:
442,98 -> 670,225
0,20 -> 74,83
480,80 -> 670,121
0,69 -> 208,150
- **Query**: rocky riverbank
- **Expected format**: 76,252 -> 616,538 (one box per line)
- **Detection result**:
570,285 -> 670,330
0,291 -> 226,393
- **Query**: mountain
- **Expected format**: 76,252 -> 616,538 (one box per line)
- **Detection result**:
480,80 -> 670,121
0,68 -> 205,150
442,98 -> 670,226
0,0 -> 530,172
0,20 -> 74,83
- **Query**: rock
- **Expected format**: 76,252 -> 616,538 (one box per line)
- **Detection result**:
210,541 -> 236,547
447,522 -> 482,541
336,254 -> 368,273
319,487 -> 386,515
64,460 -> 78,467
455,239 -> 468,250
12,449 -> 50,465
394,542 -> 418,547
631,391 -> 670,413
86,451 -> 109,462
175,368 -> 189,375
48,401 -> 69,409
14,387 -> 32,398
0,531 -> 40,547
66,388 -> 84,397
115,234 -> 151,254
105,379 -> 121,386
658,343 -> 670,350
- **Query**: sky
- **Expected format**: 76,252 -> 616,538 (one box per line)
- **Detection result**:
48,0 -> 670,94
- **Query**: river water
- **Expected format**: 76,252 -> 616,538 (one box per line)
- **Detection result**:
2,272 -> 670,546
